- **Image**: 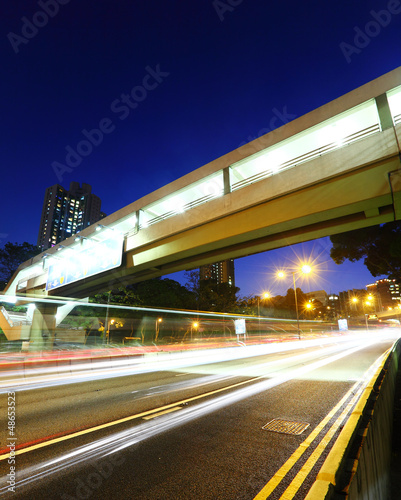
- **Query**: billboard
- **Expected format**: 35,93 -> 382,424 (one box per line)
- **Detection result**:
46,235 -> 123,291
235,318 -> 246,335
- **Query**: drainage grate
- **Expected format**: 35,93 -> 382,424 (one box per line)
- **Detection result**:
262,418 -> 310,435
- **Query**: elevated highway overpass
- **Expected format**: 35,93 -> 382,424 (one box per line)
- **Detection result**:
5,66 -> 401,299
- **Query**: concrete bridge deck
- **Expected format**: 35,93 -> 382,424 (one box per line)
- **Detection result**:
4,66 -> 401,298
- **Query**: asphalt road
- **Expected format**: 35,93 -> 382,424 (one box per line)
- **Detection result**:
0,331 -> 399,499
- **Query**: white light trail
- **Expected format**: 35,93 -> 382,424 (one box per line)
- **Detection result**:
0,330 -> 398,393
0,334 -> 392,495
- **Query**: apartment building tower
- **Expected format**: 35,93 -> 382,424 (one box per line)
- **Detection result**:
37,182 -> 104,250
199,259 -> 235,287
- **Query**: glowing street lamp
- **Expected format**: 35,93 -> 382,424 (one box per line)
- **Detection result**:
304,301 -> 313,318
257,292 -> 270,317
155,317 -> 162,342
301,265 -> 312,275
191,321 -> 199,341
277,264 -> 313,339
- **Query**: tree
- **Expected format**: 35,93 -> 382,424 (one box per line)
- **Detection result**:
92,280 -> 196,310
134,278 -> 196,309
91,287 -> 140,307
198,281 -> 240,313
329,221 -> 401,280
185,270 -> 240,313
0,242 -> 41,288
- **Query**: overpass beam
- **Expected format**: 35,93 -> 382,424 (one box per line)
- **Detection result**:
389,170 -> 401,220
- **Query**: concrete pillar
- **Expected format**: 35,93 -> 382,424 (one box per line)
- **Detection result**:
29,302 -> 57,351
375,93 -> 393,131
134,210 -> 140,234
223,167 -> 231,195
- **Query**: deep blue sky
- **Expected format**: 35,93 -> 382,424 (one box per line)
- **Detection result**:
1,1 -> 400,297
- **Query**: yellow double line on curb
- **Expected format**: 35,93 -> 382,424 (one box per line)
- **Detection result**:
253,350 -> 390,500
304,347 -> 392,500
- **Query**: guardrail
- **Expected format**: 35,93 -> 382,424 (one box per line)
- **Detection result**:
305,338 -> 401,499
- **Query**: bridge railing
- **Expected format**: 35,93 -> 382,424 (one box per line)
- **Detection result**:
127,84 -> 401,235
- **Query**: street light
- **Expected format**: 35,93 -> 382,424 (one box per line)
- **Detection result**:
303,301 -> 314,320
155,318 -> 162,342
257,292 -> 270,317
277,264 -> 312,339
257,292 -> 270,335
191,321 -> 199,341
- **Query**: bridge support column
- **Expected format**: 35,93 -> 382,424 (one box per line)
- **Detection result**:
223,167 -> 231,195
375,93 -> 393,131
28,303 -> 57,351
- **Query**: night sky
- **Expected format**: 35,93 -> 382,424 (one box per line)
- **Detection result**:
1,1 -> 400,297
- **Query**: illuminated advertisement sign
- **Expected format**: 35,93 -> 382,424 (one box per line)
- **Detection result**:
46,235 -> 123,291
234,318 -> 246,335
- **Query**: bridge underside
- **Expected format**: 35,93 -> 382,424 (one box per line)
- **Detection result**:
47,154 -> 400,298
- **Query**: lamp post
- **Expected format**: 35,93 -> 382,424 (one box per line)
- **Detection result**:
155,318 -> 162,342
277,265 -> 312,339
103,290 -> 111,345
257,292 -> 270,335
191,321 -> 199,341
257,292 -> 270,317
305,301 -> 313,318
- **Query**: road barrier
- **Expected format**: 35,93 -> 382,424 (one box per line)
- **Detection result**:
306,338 -> 401,500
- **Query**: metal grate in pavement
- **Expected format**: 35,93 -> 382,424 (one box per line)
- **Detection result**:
262,418 -> 310,435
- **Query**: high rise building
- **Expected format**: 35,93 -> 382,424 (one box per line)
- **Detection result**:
338,289 -> 366,316
366,279 -> 401,310
199,259 -> 235,287
37,182 -> 104,250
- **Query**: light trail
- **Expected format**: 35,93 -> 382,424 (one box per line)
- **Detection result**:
253,349 -> 389,499
0,331 -> 395,393
0,335 -> 391,496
